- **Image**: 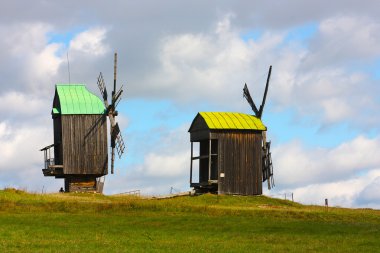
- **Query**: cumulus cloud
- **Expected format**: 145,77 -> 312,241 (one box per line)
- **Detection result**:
142,14 -> 284,108
274,135 -> 380,188
305,15 -> 380,67
104,125 -> 190,195
69,27 -> 109,56
0,120 -> 60,192
136,14 -> 380,130
356,175 -> 380,207
271,169 -> 380,208
0,22 -> 63,95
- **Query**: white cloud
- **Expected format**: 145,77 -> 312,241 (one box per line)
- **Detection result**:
274,135 -> 380,188
69,27 -> 109,56
141,14 -> 380,129
356,175 -> 380,207
306,15 -> 380,66
0,122 -> 51,170
104,125 -> 190,195
270,169 -> 380,208
0,22 -> 64,94
139,152 -> 188,178
143,14 -> 285,109
0,92 -> 48,119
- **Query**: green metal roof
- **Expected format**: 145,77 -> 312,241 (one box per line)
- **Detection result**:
198,112 -> 266,131
53,84 -> 106,115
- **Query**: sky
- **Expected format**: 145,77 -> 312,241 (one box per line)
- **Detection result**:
0,1 -> 380,209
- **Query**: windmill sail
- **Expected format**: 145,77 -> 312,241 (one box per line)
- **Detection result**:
262,141 -> 274,189
243,83 -> 259,116
97,52 -> 126,175
258,65 -> 272,119
115,133 -> 125,158
97,72 -> 108,102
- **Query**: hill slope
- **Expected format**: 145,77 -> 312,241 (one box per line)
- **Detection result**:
0,188 -> 379,252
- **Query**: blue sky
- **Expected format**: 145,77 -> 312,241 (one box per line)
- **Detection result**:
0,1 -> 380,209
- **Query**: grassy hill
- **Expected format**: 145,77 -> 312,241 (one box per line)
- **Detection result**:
0,188 -> 379,252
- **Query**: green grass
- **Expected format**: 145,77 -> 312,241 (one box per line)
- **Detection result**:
0,188 -> 379,252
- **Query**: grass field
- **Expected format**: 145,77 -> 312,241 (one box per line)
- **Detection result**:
0,188 -> 379,252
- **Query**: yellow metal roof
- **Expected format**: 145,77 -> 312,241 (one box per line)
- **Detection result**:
199,112 -> 266,131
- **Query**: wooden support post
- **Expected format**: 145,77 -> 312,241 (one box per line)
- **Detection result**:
190,142 -> 193,184
208,139 -> 211,181
43,150 -> 46,168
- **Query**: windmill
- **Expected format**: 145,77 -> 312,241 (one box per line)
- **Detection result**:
40,52 -> 126,193
188,67 -> 274,196
243,66 -> 275,190
97,52 -> 126,174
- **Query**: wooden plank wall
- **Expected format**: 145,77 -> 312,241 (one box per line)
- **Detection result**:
213,131 -> 263,195
61,115 -> 108,175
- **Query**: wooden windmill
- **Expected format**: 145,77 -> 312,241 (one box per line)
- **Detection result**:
41,53 -> 125,193
188,66 -> 274,195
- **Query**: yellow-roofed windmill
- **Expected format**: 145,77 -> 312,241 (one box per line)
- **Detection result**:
188,66 -> 274,195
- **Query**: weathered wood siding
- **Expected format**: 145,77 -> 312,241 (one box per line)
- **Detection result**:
212,131 -> 263,195
61,115 -> 108,175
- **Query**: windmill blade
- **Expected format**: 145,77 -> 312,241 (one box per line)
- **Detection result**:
110,147 -> 115,174
110,123 -> 125,158
115,132 -> 125,158
111,123 -> 121,142
262,141 -> 274,190
243,83 -> 259,116
109,124 -> 125,174
113,85 -> 123,108
113,52 -> 117,97
258,65 -> 272,119
97,72 -> 108,103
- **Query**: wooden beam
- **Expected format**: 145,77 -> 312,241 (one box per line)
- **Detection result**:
208,139 -> 211,181
48,165 -> 64,168
190,142 -> 193,184
191,155 -> 214,160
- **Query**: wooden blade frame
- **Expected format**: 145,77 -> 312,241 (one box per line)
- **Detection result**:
98,52 -> 126,175
243,65 -> 272,119
97,72 -> 108,103
243,83 -> 259,116
258,65 -> 272,119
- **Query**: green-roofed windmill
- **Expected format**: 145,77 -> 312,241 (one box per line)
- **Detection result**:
40,53 -> 125,193
188,66 -> 274,195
